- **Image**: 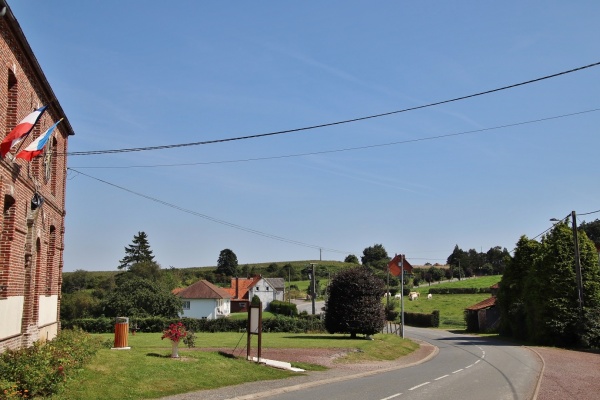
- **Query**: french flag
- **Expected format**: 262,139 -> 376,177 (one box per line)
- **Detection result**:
16,119 -> 62,162
1,105 -> 48,158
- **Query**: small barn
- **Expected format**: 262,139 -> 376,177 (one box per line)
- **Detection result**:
465,296 -> 499,333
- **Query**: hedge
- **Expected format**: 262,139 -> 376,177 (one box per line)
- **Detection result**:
269,300 -> 298,317
403,310 -> 440,328
62,315 -> 324,334
428,287 -> 491,295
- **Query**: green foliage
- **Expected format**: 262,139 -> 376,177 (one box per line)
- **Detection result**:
60,291 -> 102,320
344,254 -> 359,264
0,329 -> 104,398
428,287 -> 492,295
498,222 -> 600,348
325,266 -> 386,337
360,244 -> 390,270
580,218 -> 600,246
403,310 -> 439,328
118,231 -> 155,270
251,295 -> 261,306
101,275 -> 182,318
269,300 -> 298,316
216,249 -> 238,276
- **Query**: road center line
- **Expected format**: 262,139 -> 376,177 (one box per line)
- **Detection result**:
434,374 -> 449,381
452,369 -> 463,374
409,382 -> 430,391
380,393 -> 402,400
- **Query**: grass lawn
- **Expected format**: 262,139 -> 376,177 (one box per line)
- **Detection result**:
51,332 -> 418,400
389,275 -> 502,329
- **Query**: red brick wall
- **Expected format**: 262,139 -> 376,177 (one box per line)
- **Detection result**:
0,11 -> 70,352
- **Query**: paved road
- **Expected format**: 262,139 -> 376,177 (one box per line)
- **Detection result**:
259,327 -> 541,400
292,299 -> 325,315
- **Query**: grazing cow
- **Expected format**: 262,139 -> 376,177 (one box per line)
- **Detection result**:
394,294 -> 402,299
427,293 -> 432,300
409,292 -> 419,301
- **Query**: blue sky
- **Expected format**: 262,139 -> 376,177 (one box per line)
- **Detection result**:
10,1 -> 600,272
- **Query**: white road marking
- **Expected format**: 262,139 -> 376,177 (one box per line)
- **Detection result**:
380,393 -> 402,400
434,374 -> 449,381
409,382 -> 430,391
452,369 -> 463,374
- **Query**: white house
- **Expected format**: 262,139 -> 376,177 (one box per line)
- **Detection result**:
175,280 -> 231,319
247,277 -> 285,311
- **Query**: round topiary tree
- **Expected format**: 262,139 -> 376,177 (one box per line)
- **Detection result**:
324,266 -> 386,338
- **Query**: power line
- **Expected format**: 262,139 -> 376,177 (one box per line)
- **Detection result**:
70,108 -> 600,169
65,61 -> 600,157
67,168 -> 353,255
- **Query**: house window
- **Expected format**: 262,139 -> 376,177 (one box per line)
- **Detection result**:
266,286 -> 270,291
182,301 -> 190,310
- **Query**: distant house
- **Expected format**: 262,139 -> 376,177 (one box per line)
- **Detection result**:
175,280 -> 231,319
248,277 -> 285,311
223,276 -> 260,313
464,283 -> 500,333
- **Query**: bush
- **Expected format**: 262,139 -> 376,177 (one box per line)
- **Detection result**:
403,310 -> 440,328
0,329 -> 104,398
269,300 -> 298,316
428,287 -> 491,295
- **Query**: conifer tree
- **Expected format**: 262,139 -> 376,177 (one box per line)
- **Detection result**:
118,231 -> 155,270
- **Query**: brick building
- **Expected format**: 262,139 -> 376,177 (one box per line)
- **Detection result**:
0,2 -> 73,352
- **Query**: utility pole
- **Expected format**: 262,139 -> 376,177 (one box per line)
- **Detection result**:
310,263 -> 317,315
572,211 -> 584,311
400,255 -> 405,339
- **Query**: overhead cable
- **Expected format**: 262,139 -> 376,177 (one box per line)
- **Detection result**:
65,61 -> 600,157
67,168 -> 353,255
70,108 -> 600,169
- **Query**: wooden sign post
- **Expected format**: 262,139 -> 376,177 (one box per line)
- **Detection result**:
247,303 -> 262,361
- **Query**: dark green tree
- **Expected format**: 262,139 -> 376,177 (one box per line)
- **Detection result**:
580,219 -> 600,247
216,248 -> 238,276
118,231 -> 155,270
61,269 -> 93,293
497,235 -> 540,339
324,266 -> 386,338
344,254 -> 359,264
361,244 -> 390,270
101,276 -> 181,318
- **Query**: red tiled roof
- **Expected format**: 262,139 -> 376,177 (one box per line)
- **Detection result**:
171,287 -> 184,295
466,296 -> 497,311
224,277 -> 260,300
177,280 -> 231,300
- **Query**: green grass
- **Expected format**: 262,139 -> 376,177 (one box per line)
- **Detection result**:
52,332 -> 417,400
389,275 -> 501,329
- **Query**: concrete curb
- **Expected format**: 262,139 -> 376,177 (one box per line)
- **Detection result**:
525,346 -> 546,400
225,341 -> 439,400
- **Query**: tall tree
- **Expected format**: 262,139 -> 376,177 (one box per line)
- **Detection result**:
324,266 -> 386,338
497,236 -> 540,339
118,231 -> 155,270
361,244 -> 390,270
580,219 -> 600,247
216,248 -> 238,276
102,275 -> 181,318
344,254 -> 359,264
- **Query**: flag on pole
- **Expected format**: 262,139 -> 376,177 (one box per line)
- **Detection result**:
388,254 -> 413,277
16,119 -> 62,162
1,105 -> 48,158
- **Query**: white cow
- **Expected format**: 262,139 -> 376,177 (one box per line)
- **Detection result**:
427,293 -> 432,300
394,294 -> 402,299
409,292 -> 419,301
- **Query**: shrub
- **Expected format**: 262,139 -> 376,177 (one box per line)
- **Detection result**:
269,300 -> 298,316
403,310 -> 440,328
0,329 -> 104,398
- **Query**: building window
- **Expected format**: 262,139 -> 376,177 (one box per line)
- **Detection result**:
266,286 -> 270,291
182,301 -> 190,310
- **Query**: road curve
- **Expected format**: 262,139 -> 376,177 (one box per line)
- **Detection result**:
257,327 -> 541,400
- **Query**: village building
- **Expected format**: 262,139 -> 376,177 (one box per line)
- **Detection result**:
0,3 -> 73,352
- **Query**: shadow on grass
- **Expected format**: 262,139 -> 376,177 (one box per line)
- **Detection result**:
146,353 -> 170,358
282,335 -> 372,340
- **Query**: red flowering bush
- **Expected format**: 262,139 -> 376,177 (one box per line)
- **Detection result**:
161,322 -> 188,343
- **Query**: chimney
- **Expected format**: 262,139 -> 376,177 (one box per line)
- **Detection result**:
235,277 -> 239,299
